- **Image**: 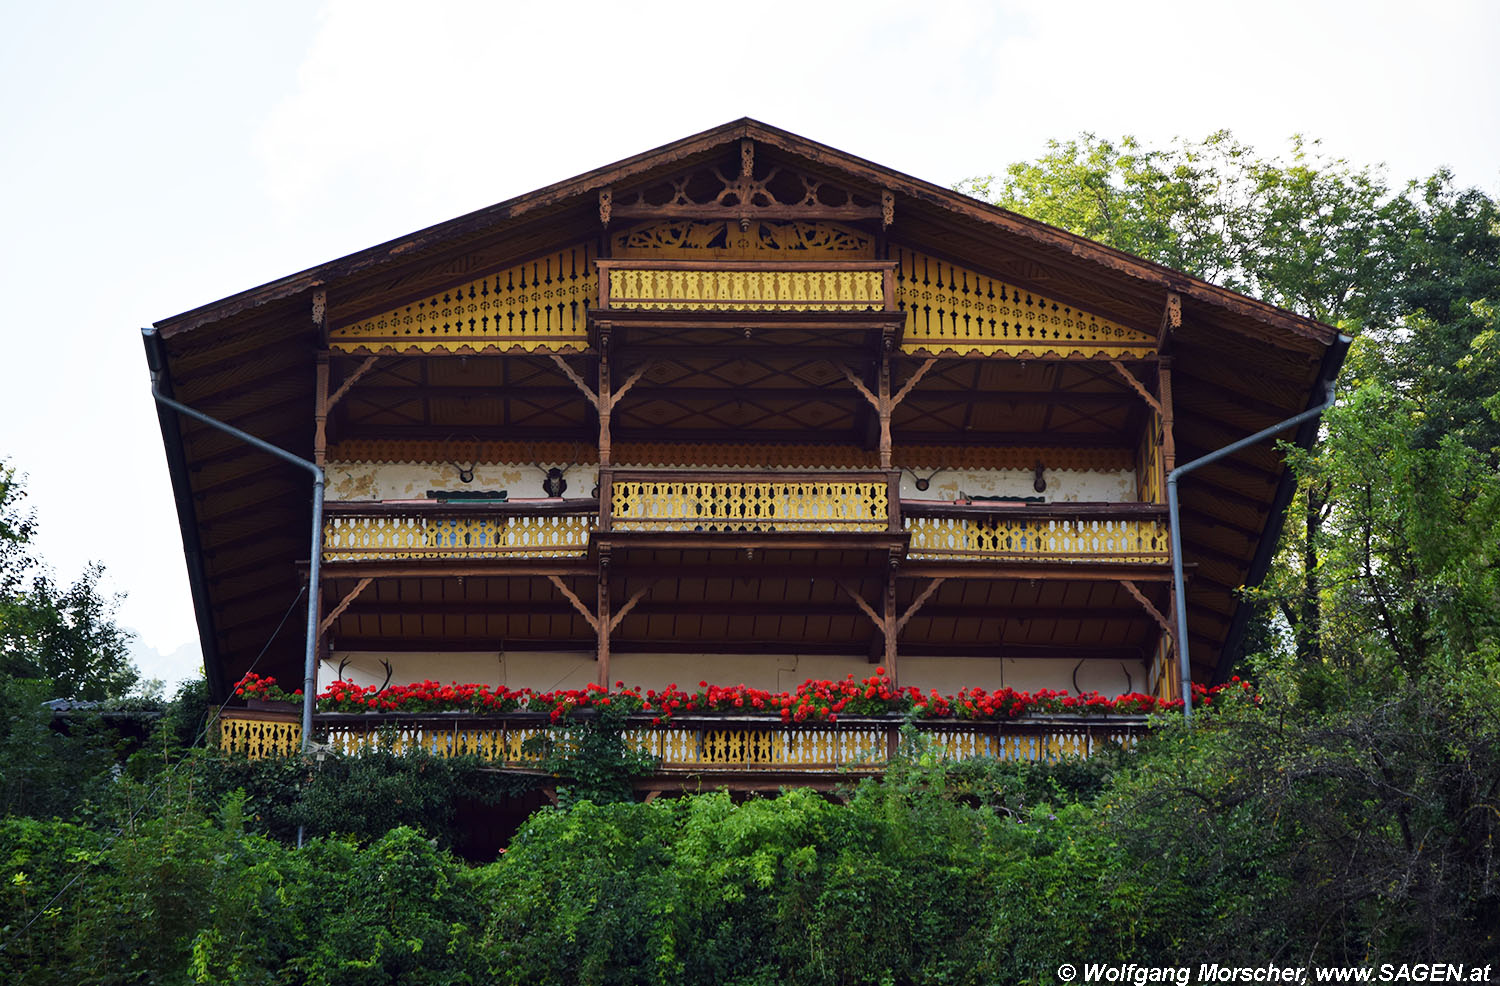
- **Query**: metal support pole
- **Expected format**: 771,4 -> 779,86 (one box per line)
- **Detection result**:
143,328 -> 324,752
1167,375 -> 1339,721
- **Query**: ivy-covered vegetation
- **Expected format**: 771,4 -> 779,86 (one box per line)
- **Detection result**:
2,132 -> 1497,980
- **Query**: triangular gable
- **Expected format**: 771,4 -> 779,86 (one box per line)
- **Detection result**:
893,248 -> 1156,359
330,244 -> 595,355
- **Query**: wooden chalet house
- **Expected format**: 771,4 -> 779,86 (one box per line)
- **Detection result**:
146,120 -> 1345,783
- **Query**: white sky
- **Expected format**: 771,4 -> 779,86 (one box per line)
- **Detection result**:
1,0 -> 1496,686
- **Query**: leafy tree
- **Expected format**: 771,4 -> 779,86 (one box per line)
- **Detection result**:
962,133 -> 1500,673
0,461 -> 137,700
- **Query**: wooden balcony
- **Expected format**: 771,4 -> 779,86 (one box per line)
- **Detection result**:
596,260 -> 897,313
322,500 -> 596,562
319,487 -> 1169,569
217,709 -> 1148,777
903,502 -> 1169,566
606,470 -> 894,535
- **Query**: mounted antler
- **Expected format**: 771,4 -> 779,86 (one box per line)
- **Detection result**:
335,656 -> 351,683
376,659 -> 394,694
527,443 -> 581,497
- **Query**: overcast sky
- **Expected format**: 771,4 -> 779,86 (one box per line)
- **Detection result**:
1,0 -> 1496,686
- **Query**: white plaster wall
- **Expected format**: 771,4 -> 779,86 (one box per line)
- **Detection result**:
325,650 -> 1146,698
897,467 -> 1135,503
326,460 -> 598,502
327,460 -> 1135,505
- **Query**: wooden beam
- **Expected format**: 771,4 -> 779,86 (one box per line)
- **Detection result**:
548,354 -> 600,409
835,579 -> 885,632
318,577 -> 372,636
326,355 -> 380,413
839,363 -> 881,411
1110,360 -> 1162,416
894,577 -> 946,635
546,575 -> 599,632
1119,579 -> 1173,638
890,358 -> 937,409
607,582 -> 654,635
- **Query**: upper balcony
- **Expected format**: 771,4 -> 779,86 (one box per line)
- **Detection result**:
321,472 -> 1167,572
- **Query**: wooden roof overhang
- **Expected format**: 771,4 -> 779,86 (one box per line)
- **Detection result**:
147,119 -> 1345,699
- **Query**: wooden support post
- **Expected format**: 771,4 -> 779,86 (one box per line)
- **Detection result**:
597,553 -> 612,687
315,353 -> 379,468
1159,357 -> 1176,475
878,354 -> 893,468
597,356 -> 612,468
841,357 -> 934,473
314,352 -> 330,467
883,569 -> 898,686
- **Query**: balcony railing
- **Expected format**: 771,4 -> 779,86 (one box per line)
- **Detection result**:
607,470 -> 893,534
318,489 -> 1169,565
217,709 -> 1147,770
903,502 -> 1169,564
322,500 -> 596,562
596,260 -> 897,312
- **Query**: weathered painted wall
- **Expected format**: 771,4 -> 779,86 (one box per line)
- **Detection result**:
326,460 -> 1136,504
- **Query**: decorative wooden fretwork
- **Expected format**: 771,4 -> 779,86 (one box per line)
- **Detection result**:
322,512 -> 594,562
600,263 -> 886,312
331,245 -> 595,354
218,710 -> 1144,766
610,154 -> 884,225
904,515 -> 1169,563
327,440 -> 1133,472
611,476 -> 888,533
613,219 -> 875,259
218,712 -> 301,758
894,248 -> 1157,359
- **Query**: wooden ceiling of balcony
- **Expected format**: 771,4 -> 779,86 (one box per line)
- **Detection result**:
319,569 -> 1164,668
148,118 -> 1344,698
324,352 -> 1146,449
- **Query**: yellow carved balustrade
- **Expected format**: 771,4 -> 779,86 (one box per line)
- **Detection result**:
599,261 -> 889,312
904,512 -> 1169,564
322,510 -> 595,562
216,711 -> 1145,768
610,473 -> 889,533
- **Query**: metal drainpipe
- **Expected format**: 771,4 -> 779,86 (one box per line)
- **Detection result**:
1168,376 -> 1339,721
143,328 -> 324,753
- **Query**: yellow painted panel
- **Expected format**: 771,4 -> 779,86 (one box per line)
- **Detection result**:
895,248 -> 1156,359
612,479 -> 888,533
332,245 -> 594,354
608,268 -> 883,311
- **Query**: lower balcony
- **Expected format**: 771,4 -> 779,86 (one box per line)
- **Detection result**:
216,708 -> 1148,780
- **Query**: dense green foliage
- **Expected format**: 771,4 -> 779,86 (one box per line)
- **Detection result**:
1,463 -> 137,701
1,133 -> 1497,980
